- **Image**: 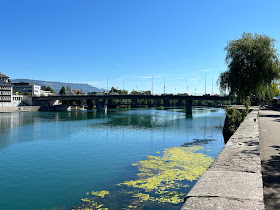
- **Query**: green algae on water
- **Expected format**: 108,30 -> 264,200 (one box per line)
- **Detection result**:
78,146 -> 213,209
91,190 -> 110,198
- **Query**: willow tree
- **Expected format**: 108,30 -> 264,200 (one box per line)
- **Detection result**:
219,33 -> 280,102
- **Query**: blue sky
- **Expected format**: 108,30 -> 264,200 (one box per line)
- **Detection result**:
1,0 -> 280,94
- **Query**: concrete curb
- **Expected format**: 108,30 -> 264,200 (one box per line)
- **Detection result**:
182,109 -> 264,210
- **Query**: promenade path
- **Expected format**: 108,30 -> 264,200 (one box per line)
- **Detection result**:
259,109 -> 280,209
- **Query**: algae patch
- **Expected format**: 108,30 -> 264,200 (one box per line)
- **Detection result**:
91,190 -> 110,198
77,146 -> 213,209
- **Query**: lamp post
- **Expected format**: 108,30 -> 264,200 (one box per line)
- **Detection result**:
164,79 -> 165,94
212,76 -> 213,95
152,75 -> 153,95
107,76 -> 108,92
205,73 -> 206,95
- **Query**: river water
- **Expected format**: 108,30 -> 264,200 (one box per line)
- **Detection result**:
0,107 -> 225,210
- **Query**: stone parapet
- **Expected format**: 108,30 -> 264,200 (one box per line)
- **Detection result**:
182,109 -> 264,210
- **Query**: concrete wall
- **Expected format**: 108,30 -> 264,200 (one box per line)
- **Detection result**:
0,101 -> 22,107
0,106 -> 40,112
182,109 -> 264,209
18,106 -> 41,112
22,95 -> 33,106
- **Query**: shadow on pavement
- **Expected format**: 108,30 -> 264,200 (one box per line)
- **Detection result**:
262,146 -> 280,209
259,114 -> 280,118
259,113 -> 280,123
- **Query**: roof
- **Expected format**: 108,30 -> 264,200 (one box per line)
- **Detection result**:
12,82 -> 37,86
71,89 -> 85,95
0,72 -> 9,78
0,80 -> 13,86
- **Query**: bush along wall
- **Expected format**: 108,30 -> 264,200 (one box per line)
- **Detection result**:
223,97 -> 250,143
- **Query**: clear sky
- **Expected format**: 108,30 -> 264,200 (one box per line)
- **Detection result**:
1,0 -> 280,94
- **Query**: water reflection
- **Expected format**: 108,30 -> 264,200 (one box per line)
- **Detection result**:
0,111 -> 109,151
0,107 -> 226,210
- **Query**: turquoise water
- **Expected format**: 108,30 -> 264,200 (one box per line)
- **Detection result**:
0,107 -> 225,210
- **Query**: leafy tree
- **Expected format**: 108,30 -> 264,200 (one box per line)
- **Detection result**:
219,33 -> 280,102
59,86 -> 66,95
263,82 -> 280,101
110,87 -> 118,93
46,87 -> 54,93
41,86 -> 54,93
110,86 -> 128,95
143,90 -> 151,95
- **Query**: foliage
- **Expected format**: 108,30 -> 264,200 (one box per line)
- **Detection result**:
77,146 -> 213,209
59,86 -> 66,95
219,33 -> 280,102
110,86 -> 128,95
225,107 -> 243,133
130,90 -> 151,95
257,82 -> 280,103
225,96 -> 250,134
41,86 -> 55,93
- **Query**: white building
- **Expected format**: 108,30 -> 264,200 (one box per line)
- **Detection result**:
12,82 -> 41,96
0,72 -> 23,107
0,80 -> 13,103
41,90 -> 53,96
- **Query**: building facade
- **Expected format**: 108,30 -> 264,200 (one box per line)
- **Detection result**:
0,80 -> 13,103
12,82 -> 41,96
0,72 -> 23,107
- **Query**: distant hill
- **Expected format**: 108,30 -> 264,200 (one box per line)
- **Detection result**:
10,79 -> 107,93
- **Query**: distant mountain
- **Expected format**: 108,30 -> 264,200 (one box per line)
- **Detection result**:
10,79 -> 107,93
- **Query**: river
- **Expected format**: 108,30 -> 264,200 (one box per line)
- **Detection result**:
0,107 -> 225,210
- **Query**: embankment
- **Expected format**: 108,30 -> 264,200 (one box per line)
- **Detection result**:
0,106 -> 40,112
182,109 -> 264,209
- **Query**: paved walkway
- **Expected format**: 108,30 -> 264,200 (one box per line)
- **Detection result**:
259,109 -> 280,209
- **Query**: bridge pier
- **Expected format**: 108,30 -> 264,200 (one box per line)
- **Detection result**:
95,99 -> 108,112
185,100 -> 192,114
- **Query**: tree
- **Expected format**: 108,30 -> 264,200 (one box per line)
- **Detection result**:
41,86 -> 54,93
219,33 -> 280,102
59,86 -> 66,95
110,86 -> 128,95
46,87 -> 54,93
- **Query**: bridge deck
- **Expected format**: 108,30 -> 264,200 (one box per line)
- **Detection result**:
34,95 -> 229,101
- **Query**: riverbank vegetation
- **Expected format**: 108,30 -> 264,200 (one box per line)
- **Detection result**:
223,97 -> 250,141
